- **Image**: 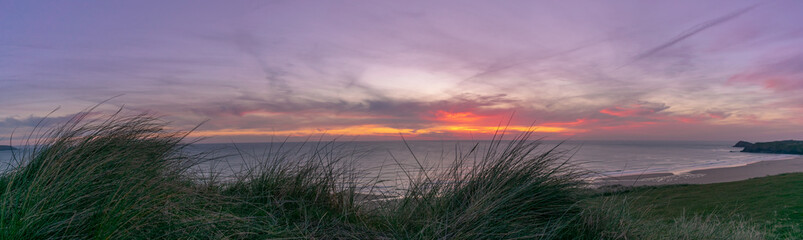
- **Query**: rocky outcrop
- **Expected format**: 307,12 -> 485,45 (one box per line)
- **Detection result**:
0,145 -> 16,151
732,141 -> 753,147
741,140 -> 803,155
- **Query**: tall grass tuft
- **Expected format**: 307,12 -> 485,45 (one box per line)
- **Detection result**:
0,110 -> 228,239
220,140 -> 383,238
380,131 -> 588,239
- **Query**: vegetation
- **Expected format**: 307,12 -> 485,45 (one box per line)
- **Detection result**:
615,172 -> 803,238
0,109 -> 788,239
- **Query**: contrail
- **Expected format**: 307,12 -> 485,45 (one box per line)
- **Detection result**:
625,4 -> 759,66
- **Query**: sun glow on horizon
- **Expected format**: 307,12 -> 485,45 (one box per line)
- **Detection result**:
189,123 -> 584,139
189,110 -> 589,139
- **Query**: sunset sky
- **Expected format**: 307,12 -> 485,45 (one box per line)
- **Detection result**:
2,0 -> 802,143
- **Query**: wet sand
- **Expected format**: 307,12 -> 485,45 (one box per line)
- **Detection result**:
594,157 -> 803,186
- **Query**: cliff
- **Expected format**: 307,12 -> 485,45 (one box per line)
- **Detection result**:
0,145 -> 16,151
741,140 -> 803,155
732,141 -> 753,147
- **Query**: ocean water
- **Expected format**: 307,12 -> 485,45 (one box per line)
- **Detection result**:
1,140 -> 797,185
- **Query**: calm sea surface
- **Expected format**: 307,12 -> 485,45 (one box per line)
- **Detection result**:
1,140 -> 797,185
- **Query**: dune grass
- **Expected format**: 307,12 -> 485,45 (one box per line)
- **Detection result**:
376,133 -> 588,239
0,112 -> 227,239
0,110 -> 777,239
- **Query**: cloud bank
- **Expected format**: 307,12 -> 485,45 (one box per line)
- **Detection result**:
1,0 -> 802,142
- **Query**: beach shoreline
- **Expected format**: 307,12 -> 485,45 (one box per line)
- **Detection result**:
593,157 -> 803,186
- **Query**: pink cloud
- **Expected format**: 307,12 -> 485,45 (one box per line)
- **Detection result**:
599,102 -> 669,117
541,118 -> 597,127
706,111 -> 730,119
730,74 -> 803,91
728,54 -> 803,91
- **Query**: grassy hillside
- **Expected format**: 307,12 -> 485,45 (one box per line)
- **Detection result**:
0,109 -> 780,239
615,173 -> 803,238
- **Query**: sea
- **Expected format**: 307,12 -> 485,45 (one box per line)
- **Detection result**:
0,140 -> 797,192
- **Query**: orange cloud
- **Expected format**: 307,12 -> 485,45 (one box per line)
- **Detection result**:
432,110 -> 485,123
600,107 -> 635,117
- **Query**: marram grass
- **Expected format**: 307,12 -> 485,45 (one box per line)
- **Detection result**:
0,110 -> 772,239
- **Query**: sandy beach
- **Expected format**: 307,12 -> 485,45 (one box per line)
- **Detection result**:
594,157 -> 803,186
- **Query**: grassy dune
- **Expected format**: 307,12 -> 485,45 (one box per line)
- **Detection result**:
0,111 -> 783,239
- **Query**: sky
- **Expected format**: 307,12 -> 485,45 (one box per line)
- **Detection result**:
1,0 -> 803,143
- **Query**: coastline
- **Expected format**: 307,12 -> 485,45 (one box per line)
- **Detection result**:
593,157 -> 803,186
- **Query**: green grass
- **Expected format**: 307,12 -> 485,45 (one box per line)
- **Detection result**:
0,112 -> 228,239
614,173 -> 803,238
376,133 -> 588,239
0,108 -> 789,239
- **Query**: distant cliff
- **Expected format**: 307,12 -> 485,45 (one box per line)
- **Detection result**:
740,140 -> 803,155
0,145 -> 16,151
732,141 -> 753,147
